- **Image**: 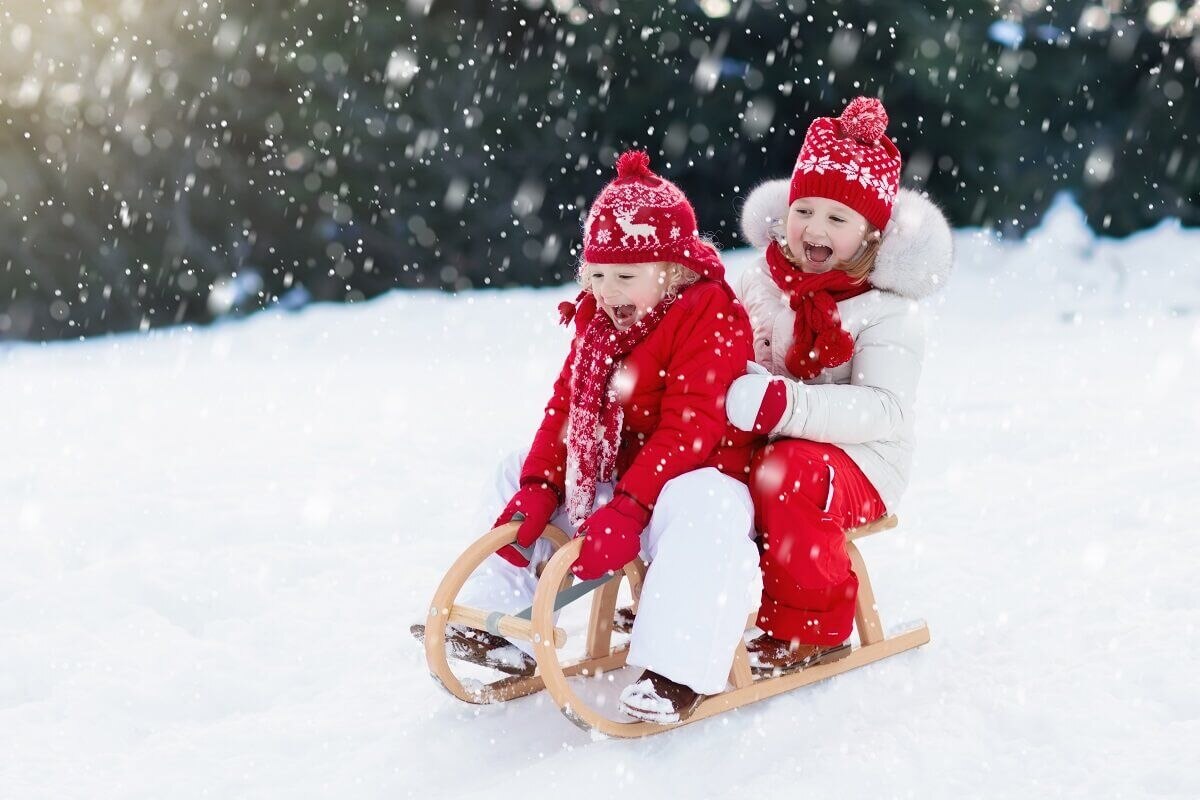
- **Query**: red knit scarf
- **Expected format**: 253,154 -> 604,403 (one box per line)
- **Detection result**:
765,241 -> 873,380
563,291 -> 676,526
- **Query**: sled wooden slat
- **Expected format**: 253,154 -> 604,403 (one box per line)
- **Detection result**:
447,604 -> 567,649
728,641 -> 754,690
844,515 -> 895,645
847,514 -> 898,541
585,572 -> 621,659
847,540 -> 883,646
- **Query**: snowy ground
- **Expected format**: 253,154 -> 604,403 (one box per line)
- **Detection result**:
2,195 -> 1198,798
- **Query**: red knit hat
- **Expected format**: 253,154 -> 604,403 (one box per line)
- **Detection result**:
582,150 -> 726,284
789,97 -> 902,232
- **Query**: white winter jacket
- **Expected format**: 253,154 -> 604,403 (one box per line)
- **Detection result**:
736,180 -> 954,512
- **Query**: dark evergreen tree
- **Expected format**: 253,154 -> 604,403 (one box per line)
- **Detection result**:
0,0 -> 1195,340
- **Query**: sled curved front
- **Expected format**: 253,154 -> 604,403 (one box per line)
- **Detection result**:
422,522 -> 573,704
532,537 -> 672,737
423,522 -> 647,706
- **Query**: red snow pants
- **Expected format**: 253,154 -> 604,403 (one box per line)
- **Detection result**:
750,439 -> 887,646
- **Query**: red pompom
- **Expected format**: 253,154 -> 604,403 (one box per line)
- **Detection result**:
784,346 -> 820,381
838,97 -> 888,144
615,150 -> 653,181
815,328 -> 855,367
558,300 -> 577,326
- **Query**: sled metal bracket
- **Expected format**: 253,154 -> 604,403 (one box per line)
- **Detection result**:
512,574 -> 616,621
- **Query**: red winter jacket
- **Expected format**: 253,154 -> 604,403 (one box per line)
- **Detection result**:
520,280 -> 763,512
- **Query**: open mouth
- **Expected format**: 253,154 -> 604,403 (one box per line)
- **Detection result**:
803,242 -> 834,266
611,303 -> 637,327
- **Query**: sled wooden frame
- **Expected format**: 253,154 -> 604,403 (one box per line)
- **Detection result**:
422,516 -> 929,738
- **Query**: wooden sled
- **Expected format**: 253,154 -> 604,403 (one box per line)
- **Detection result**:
421,516 -> 929,738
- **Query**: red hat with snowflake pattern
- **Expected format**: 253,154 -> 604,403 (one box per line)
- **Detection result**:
582,151 -> 726,285
789,96 -> 903,231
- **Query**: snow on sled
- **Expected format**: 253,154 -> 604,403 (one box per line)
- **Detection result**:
417,518 -> 929,738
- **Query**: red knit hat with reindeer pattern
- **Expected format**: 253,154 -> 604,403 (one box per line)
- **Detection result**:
582,151 -> 726,284
790,96 -> 902,231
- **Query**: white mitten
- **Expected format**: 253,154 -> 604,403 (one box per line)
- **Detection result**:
726,365 -> 797,435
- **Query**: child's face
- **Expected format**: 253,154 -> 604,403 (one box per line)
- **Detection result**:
784,196 -> 872,274
586,262 -> 669,330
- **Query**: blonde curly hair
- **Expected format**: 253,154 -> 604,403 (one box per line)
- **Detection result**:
576,260 -> 701,302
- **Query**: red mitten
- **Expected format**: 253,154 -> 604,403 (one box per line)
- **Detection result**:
570,493 -> 652,580
725,373 -> 791,434
494,481 -> 561,567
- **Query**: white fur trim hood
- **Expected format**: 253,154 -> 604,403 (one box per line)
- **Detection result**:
739,179 -> 954,299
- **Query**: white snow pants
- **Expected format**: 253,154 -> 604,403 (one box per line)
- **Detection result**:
457,449 -> 763,695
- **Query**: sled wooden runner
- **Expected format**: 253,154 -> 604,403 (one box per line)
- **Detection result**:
422,522 -> 646,705
420,516 -> 929,736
